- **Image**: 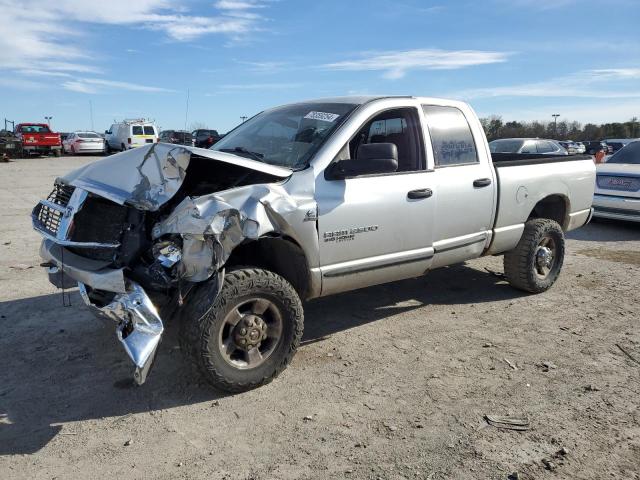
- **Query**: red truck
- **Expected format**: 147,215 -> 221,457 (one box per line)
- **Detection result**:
15,123 -> 62,156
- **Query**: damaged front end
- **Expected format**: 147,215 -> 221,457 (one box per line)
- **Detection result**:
32,143 -> 293,384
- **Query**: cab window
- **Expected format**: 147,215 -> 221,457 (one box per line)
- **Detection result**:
422,105 -> 478,167
346,107 -> 424,172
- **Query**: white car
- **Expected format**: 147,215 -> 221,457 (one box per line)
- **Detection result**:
105,120 -> 158,152
593,141 -> 640,222
62,131 -> 106,155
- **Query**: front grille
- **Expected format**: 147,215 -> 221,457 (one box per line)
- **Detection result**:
35,184 -> 75,237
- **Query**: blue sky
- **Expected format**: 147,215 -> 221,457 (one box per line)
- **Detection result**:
1,0 -> 638,133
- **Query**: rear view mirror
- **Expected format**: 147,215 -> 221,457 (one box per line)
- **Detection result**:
327,142 -> 398,179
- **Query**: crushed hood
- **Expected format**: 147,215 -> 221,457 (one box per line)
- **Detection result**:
60,143 -> 292,211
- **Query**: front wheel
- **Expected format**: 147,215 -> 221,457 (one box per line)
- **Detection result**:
504,218 -> 565,293
180,268 -> 304,392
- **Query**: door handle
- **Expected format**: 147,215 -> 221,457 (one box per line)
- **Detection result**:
407,188 -> 433,199
473,178 -> 492,188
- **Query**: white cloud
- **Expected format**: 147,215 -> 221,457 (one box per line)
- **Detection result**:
62,78 -> 176,94
0,0 -> 272,82
453,68 -> 640,100
322,49 -> 511,79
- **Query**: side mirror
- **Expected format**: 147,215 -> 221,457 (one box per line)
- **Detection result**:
105,130 -> 111,134
327,143 -> 398,179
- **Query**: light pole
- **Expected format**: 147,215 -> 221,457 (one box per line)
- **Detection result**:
552,114 -> 560,137
240,116 -> 248,123
44,116 -> 53,129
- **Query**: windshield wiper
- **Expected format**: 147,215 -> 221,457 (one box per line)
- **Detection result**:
219,147 -> 264,162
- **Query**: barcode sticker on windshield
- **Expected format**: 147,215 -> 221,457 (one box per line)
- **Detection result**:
304,111 -> 340,122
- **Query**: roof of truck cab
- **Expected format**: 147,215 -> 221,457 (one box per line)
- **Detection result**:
283,95 -> 471,106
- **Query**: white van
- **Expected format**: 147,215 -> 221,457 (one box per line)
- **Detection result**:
105,119 -> 159,152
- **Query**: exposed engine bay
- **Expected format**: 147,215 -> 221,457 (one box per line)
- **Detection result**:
33,144 -> 301,384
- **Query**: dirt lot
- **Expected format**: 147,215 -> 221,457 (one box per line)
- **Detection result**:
1,155 -> 639,480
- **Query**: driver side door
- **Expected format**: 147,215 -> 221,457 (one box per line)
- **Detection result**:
315,107 -> 435,296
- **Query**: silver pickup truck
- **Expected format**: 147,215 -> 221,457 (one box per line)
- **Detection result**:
33,96 -> 596,391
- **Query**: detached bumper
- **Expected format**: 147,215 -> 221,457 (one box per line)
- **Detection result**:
39,239 -> 163,384
79,282 -> 164,385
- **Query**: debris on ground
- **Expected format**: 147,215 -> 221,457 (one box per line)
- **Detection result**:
484,415 -> 530,431
540,361 -> 558,372
503,358 -> 518,370
584,384 -> 600,392
124,439 -> 132,446
9,264 -> 33,270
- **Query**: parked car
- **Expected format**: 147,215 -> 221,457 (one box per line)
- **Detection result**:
558,141 -> 579,154
63,131 -> 106,155
582,141 -> 608,155
105,119 -> 158,152
603,138 -> 639,154
574,142 -> 586,154
489,138 -> 568,155
192,129 -> 220,148
15,123 -> 62,156
159,130 -> 194,146
33,96 -> 595,391
592,141 -> 640,222
0,129 -> 23,159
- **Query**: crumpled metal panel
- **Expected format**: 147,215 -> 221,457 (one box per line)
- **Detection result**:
152,184 -> 301,281
60,144 -> 291,211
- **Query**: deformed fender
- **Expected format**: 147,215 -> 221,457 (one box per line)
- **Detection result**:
151,183 -> 302,283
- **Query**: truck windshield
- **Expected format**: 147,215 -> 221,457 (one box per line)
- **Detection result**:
607,141 -> 640,164
212,102 -> 357,169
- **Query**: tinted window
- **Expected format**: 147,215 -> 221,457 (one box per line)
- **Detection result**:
608,141 -> 640,164
132,126 -> 143,135
423,106 -> 478,167
143,126 -> 155,135
537,141 -> 556,153
520,141 -> 537,153
489,139 -> 524,153
346,108 -> 423,172
77,132 -> 100,138
20,125 -> 51,133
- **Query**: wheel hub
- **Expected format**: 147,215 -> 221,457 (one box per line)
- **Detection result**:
232,315 -> 268,351
536,246 -> 554,270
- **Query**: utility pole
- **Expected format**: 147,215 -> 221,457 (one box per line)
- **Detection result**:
552,114 -> 560,137
89,100 -> 94,131
240,116 -> 248,123
184,89 -> 190,132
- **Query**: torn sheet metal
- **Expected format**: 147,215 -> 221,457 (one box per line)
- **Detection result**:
60,144 -> 291,211
79,281 -> 163,385
151,184 -> 301,281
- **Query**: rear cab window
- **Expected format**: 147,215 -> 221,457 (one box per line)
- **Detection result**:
422,105 -> 478,167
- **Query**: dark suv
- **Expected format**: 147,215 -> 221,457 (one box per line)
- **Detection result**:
192,129 -> 221,148
159,130 -> 194,146
582,141 -> 608,155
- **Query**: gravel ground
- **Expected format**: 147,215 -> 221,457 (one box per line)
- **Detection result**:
1,155 -> 639,480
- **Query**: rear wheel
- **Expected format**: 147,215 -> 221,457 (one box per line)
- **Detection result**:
53,148 -> 61,157
121,143 -> 126,152
180,268 -> 304,392
504,218 -> 565,293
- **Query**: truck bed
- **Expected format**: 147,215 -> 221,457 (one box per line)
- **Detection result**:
491,153 -> 593,167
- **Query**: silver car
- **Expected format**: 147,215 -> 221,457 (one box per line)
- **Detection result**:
63,131 -> 106,155
489,138 -> 568,155
593,141 -> 640,222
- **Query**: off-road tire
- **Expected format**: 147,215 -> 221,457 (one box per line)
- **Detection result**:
504,218 -> 565,293
180,268 -> 304,392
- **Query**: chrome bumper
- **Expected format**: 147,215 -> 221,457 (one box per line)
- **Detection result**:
39,239 -> 163,385
79,282 -> 164,385
593,194 -> 640,223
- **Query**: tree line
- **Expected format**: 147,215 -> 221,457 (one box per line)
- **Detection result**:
479,116 -> 640,142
